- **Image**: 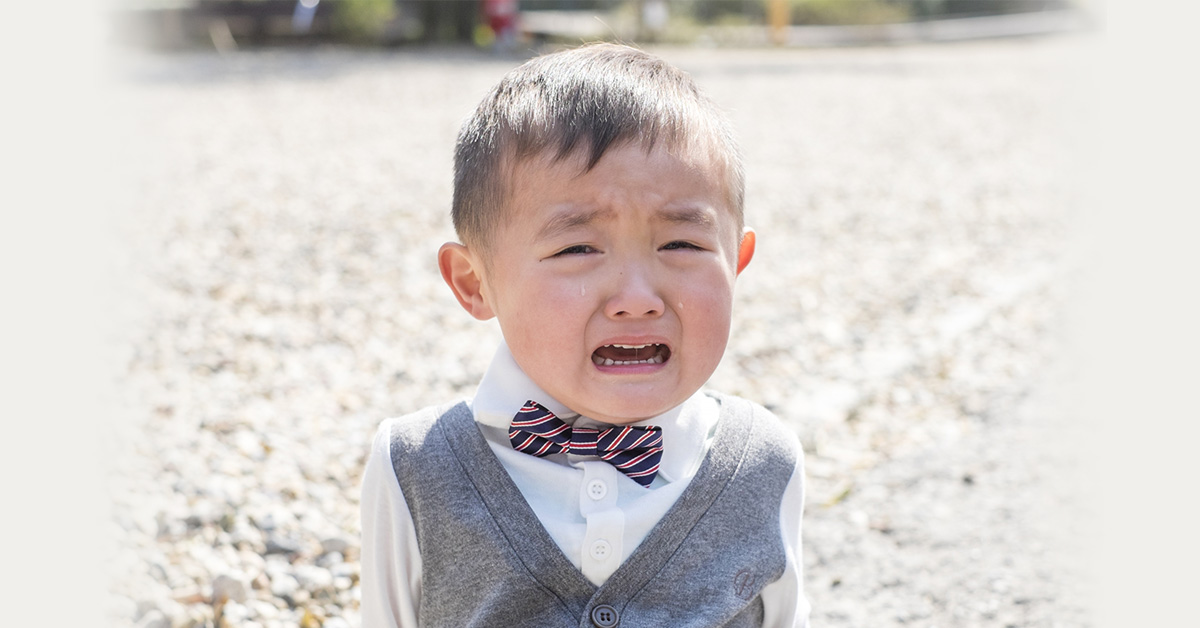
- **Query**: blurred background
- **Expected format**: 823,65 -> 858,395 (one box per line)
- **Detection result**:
99,2 -> 1102,628
110,0 -> 1090,49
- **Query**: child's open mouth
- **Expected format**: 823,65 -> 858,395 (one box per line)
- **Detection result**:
591,343 -> 670,366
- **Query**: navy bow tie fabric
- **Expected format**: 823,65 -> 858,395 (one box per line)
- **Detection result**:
508,400 -> 664,487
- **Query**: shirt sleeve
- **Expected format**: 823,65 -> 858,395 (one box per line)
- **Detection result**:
758,438 -> 811,628
360,420 -> 423,628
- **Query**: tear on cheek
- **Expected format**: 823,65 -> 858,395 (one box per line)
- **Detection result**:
591,344 -> 671,366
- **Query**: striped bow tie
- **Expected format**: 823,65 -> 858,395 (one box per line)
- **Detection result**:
509,400 -> 664,487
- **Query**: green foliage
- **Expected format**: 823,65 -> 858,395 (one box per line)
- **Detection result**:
333,0 -> 397,43
791,0 -> 911,25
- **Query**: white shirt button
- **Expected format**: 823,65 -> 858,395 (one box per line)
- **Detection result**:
586,479 -> 608,500
589,539 -> 612,561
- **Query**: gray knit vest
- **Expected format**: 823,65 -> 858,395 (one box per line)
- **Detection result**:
388,392 -> 797,628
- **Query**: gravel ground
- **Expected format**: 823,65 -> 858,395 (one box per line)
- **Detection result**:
109,38 -> 1091,627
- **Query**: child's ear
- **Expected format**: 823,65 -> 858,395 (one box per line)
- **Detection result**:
736,227 -> 756,276
438,242 -> 496,321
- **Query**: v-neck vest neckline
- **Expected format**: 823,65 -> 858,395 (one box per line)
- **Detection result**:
436,392 -> 753,618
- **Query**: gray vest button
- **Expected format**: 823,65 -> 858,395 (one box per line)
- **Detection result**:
590,604 -> 619,627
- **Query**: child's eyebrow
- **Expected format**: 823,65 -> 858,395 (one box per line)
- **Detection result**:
655,207 -> 717,229
535,205 -> 716,241
536,208 -> 611,241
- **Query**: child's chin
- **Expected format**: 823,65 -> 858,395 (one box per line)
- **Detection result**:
587,397 -> 680,425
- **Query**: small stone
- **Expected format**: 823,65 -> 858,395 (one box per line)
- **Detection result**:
330,562 -> 357,581
212,574 -> 248,603
320,536 -> 351,555
185,499 -> 221,528
293,564 -> 334,591
172,586 -> 205,604
153,599 -> 187,627
316,551 -> 343,568
323,617 -> 351,628
238,548 -> 267,574
186,604 -> 215,626
148,561 -> 170,584
270,573 -> 300,599
265,534 -> 303,555
221,600 -> 250,624
264,554 -> 292,576
252,506 -> 294,533
299,607 -> 323,628
233,430 -> 265,460
249,599 -> 281,621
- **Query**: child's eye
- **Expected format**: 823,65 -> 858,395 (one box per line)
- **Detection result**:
552,244 -> 597,257
661,241 -> 703,251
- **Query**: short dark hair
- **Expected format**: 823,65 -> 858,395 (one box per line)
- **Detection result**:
451,43 -> 744,254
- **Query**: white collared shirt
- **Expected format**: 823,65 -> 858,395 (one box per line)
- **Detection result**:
360,342 -> 810,627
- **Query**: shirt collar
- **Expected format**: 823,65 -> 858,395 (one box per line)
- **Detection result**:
469,340 -> 717,484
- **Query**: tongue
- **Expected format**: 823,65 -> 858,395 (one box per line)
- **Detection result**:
594,345 -> 652,361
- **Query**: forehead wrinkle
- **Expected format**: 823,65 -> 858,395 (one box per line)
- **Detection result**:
535,206 -> 613,241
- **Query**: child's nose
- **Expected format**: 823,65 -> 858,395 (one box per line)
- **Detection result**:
603,267 -> 665,319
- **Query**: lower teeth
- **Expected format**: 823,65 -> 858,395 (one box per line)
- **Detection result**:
593,355 -> 665,366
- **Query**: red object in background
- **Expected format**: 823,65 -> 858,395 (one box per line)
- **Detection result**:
483,0 -> 518,34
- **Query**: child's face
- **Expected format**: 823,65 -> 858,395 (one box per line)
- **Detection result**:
442,143 -> 754,425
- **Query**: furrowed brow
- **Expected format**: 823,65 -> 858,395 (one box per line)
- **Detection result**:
536,208 -> 611,240
656,207 -> 717,229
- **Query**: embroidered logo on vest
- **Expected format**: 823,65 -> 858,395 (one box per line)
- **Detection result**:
732,568 -> 758,600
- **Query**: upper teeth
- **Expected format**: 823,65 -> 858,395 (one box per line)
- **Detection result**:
593,343 -> 664,366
